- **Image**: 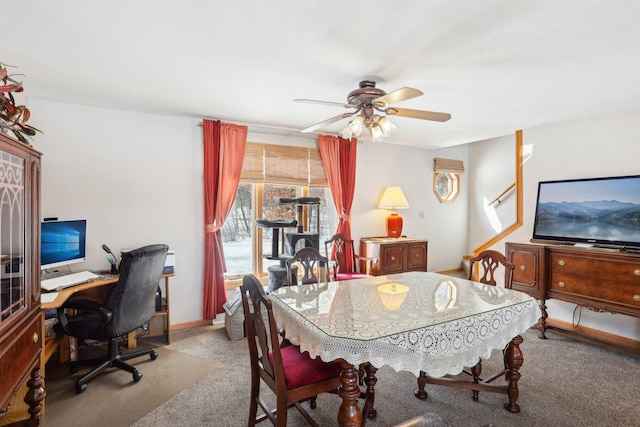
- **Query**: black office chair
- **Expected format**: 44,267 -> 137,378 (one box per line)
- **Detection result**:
55,244 -> 169,393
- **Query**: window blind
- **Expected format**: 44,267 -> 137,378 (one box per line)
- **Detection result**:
241,142 -> 328,186
434,158 -> 465,174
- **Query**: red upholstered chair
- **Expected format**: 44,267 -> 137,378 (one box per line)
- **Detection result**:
324,233 -> 376,281
240,274 -> 343,427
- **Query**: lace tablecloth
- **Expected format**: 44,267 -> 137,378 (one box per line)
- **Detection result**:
270,271 -> 541,377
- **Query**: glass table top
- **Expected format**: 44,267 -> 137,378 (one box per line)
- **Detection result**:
270,271 -> 535,342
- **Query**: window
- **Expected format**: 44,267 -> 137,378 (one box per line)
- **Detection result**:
221,143 -> 337,280
433,172 -> 460,203
221,183 -> 253,277
433,158 -> 464,203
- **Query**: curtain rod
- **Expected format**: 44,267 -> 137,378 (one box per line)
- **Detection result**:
197,119 -> 320,140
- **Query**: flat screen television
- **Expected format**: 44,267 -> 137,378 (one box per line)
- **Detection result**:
532,175 -> 640,250
40,219 -> 87,270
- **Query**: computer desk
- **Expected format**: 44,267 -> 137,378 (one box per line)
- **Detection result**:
41,273 -> 175,368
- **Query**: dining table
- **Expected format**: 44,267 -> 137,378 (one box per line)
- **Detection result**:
269,271 -> 542,427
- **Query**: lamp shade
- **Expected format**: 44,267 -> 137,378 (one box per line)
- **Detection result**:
377,187 -> 410,210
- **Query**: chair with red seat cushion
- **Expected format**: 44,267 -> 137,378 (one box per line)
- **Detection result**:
324,233 -> 377,281
241,274 -> 343,427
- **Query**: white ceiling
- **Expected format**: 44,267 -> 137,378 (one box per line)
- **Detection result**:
5,1 -> 640,149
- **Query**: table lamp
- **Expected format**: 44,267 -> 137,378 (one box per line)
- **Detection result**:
377,186 -> 410,238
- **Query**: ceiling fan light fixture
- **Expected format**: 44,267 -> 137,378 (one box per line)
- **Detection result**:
370,123 -> 384,142
379,116 -> 396,137
348,115 -> 364,136
296,80 -> 450,141
339,125 -> 352,139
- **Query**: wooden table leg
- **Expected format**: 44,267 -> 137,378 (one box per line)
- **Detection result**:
361,362 -> 378,422
503,335 -> 524,413
338,361 -> 362,427
414,371 -> 428,400
538,301 -> 548,339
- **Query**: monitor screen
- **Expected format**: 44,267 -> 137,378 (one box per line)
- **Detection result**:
532,175 -> 640,248
40,219 -> 87,270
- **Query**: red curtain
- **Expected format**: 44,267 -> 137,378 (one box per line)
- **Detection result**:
202,119 -> 247,320
318,135 -> 358,270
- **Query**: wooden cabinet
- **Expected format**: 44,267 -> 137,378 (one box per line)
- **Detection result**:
547,248 -> 640,317
505,242 -> 546,300
505,241 -> 640,353
0,134 -> 45,426
360,238 -> 428,276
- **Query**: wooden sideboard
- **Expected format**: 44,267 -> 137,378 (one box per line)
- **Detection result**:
0,134 -> 45,426
505,242 -> 640,353
360,237 -> 428,276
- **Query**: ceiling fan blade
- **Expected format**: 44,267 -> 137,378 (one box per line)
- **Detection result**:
294,99 -> 355,109
373,87 -> 423,107
301,112 -> 355,133
386,107 -> 451,122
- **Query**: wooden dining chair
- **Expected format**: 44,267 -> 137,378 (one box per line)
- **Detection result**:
286,247 -> 329,285
240,274 -> 343,427
467,249 -> 515,288
416,250 -> 517,403
324,233 -> 377,281
466,249 -> 515,401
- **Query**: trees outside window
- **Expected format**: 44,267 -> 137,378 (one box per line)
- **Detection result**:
222,184 -> 336,279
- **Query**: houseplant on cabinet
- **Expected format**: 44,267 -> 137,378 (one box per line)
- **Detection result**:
0,62 -> 40,144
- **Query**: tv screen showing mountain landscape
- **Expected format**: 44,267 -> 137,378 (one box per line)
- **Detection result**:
532,175 -> 640,247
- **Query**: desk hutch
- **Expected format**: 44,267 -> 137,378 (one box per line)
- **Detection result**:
505,242 -> 640,354
0,133 -> 45,426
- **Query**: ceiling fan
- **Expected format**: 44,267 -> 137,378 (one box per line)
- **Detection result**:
295,80 -> 451,141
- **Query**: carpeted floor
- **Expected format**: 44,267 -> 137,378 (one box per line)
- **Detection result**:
43,323 -> 640,426
133,324 -> 639,427
42,342 -> 217,426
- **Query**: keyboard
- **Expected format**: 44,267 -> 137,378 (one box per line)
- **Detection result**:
41,270 -> 100,292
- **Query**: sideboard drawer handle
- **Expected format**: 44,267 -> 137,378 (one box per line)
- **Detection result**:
415,254 -> 419,258
33,332 -> 39,343
634,295 -> 640,302
391,256 -> 395,261
558,260 -> 565,266
634,269 -> 640,276
558,282 -> 565,288
520,265 -> 526,271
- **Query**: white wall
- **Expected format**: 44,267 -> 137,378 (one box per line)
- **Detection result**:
489,106 -> 640,340
352,142 -> 470,272
30,99 -> 205,325
28,98 -> 471,325
467,134 -> 517,251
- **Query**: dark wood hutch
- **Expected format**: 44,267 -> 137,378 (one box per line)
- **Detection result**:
0,133 -> 45,426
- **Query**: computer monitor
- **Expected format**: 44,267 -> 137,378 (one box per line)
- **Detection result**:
40,219 -> 87,270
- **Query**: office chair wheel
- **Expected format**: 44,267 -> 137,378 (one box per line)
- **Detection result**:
133,369 -> 143,382
150,349 -> 158,360
76,381 -> 87,394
